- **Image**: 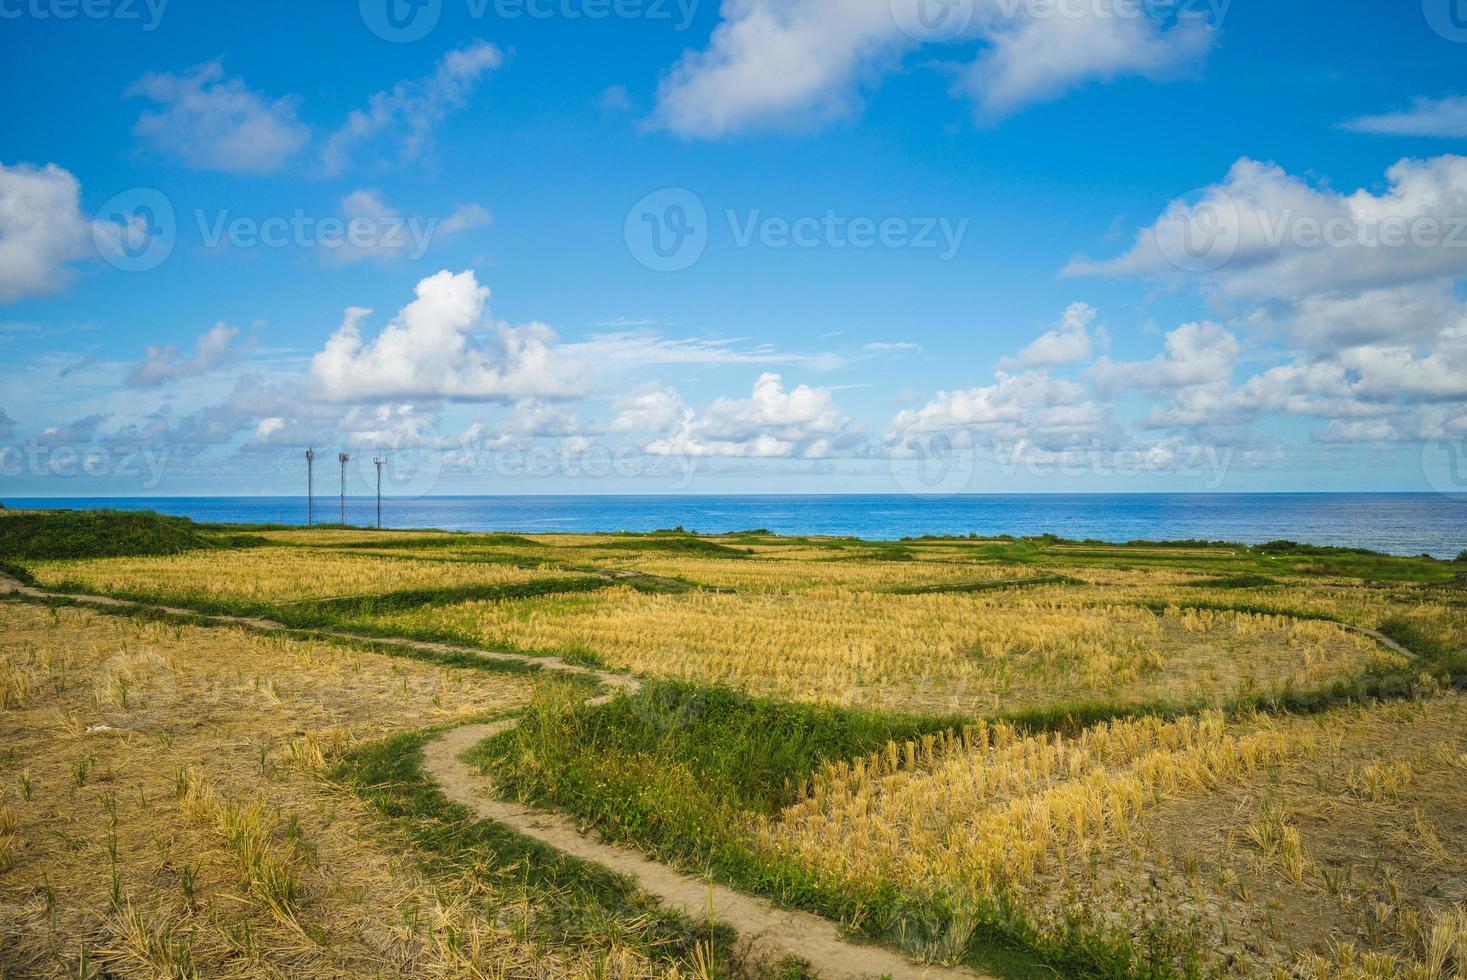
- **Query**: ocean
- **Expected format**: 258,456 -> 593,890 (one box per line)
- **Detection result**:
6,494 -> 1464,559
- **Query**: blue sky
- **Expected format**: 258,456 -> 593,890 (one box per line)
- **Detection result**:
3,0 -> 1467,497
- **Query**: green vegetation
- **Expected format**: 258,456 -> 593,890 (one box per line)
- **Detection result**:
0,509 -> 261,560
335,728 -> 745,974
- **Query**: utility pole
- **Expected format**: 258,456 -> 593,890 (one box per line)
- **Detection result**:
305,448 -> 315,526
338,452 -> 350,525
373,457 -> 384,529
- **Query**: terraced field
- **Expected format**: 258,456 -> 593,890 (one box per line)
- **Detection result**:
1,510 -> 1463,978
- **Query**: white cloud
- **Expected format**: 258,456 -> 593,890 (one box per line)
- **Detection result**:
1344,95 -> 1467,139
128,61 -> 309,175
645,372 -> 856,458
650,0 -> 1214,138
1010,301 -> 1103,367
562,331 -> 843,370
322,40 -> 503,175
887,369 -> 1117,453
959,4 -> 1212,120
0,162 -> 92,303
610,382 -> 689,432
864,341 -> 921,353
308,269 -> 583,403
598,85 -> 633,113
1067,155 -> 1467,312
126,322 -> 247,388
1091,321 -> 1238,394
321,191 -> 490,267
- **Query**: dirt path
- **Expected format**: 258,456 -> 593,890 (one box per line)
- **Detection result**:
0,573 -> 980,978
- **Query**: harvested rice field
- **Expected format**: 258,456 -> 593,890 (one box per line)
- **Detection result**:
1,510 -> 1463,978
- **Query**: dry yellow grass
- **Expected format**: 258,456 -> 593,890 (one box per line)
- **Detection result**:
26,548 -> 579,604
0,602 -> 678,978
368,587 -> 1389,711
756,693 -> 1467,975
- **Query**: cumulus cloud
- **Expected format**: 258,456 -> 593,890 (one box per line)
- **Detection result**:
1009,302 -> 1103,368
128,61 -> 309,174
644,373 -> 857,458
309,269 -> 583,403
651,0 -> 1213,138
1066,155 -> 1467,311
958,3 -> 1212,120
1344,95 -> 1467,139
322,40 -> 503,174
1091,321 -> 1238,394
1064,155 -> 1467,441
126,322 -> 247,388
0,162 -> 92,303
610,382 -> 689,432
888,369 -> 1116,453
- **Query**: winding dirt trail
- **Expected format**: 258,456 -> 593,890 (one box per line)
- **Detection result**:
0,572 -> 978,978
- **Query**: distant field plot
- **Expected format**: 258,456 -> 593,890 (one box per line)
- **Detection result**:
367,587 -> 1393,711
586,553 -> 1025,593
760,692 -> 1467,976
26,548 -> 586,605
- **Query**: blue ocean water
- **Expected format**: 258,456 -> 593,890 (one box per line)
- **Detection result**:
6,494 -> 1465,559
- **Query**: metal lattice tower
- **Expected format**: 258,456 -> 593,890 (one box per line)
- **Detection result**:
338,452 -> 350,525
305,448 -> 315,526
373,457 -> 385,529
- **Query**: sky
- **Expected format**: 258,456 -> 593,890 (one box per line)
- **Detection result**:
2,0 -> 1467,498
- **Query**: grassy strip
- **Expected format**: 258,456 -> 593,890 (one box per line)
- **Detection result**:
888,574 -> 1076,595
467,681 -> 1205,977
333,728 -> 764,975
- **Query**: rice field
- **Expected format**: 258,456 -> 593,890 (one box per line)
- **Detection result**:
25,547 -> 582,605
366,587 -> 1393,712
4,513 -> 1464,978
0,603 -> 679,977
758,691 -> 1467,976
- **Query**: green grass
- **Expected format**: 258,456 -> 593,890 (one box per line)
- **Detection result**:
0,509 -> 262,560
333,728 -> 767,975
466,680 -> 1208,977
